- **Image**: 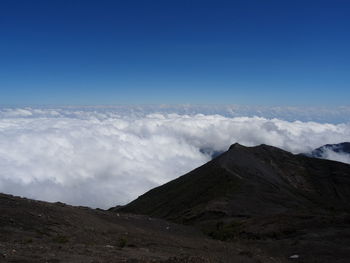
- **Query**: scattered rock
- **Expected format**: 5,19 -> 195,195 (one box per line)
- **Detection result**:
289,254 -> 299,259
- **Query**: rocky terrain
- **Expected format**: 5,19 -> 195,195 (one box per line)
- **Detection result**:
1,143 -> 350,262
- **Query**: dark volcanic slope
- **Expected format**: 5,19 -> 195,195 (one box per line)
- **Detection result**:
118,143 -> 350,223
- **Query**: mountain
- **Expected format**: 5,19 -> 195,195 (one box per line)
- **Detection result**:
309,142 -> 350,158
2,143 -> 350,262
114,144 -> 350,262
118,143 -> 350,223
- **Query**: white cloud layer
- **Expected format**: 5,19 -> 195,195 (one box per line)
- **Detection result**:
0,107 -> 349,208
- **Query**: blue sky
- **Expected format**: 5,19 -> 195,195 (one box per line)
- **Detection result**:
0,0 -> 349,106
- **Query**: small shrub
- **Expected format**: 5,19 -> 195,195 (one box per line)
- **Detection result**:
208,220 -> 243,241
117,236 -> 127,248
239,250 -> 253,257
52,235 -> 69,244
21,238 -> 33,244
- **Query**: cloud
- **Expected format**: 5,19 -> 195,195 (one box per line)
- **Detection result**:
0,107 -> 350,208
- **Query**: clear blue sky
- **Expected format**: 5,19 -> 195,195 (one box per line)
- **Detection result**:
0,0 -> 349,105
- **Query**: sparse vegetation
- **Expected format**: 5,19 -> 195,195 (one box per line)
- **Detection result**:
52,234 -> 69,244
23,238 -> 33,244
117,236 -> 127,248
206,220 -> 243,241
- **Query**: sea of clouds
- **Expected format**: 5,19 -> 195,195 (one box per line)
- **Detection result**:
0,106 -> 350,208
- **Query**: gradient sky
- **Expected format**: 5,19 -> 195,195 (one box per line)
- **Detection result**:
1,0 -> 349,106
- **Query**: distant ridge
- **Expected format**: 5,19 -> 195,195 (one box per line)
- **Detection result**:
309,142 -> 350,158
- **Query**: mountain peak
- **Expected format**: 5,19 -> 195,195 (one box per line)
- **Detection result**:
228,142 -> 244,149
228,143 -> 286,153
